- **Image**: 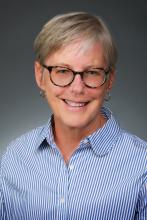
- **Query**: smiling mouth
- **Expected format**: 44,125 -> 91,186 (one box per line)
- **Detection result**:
63,99 -> 89,107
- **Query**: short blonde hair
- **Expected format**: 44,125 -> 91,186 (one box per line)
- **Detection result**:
34,12 -> 118,68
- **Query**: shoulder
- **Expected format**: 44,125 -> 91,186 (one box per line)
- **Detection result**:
120,129 -> 147,150
9,126 -> 44,150
113,129 -> 147,182
117,129 -> 147,164
0,126 -> 44,168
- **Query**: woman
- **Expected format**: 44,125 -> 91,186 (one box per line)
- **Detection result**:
0,12 -> 146,219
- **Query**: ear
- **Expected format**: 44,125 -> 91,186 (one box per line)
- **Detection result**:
107,68 -> 116,90
34,61 -> 45,90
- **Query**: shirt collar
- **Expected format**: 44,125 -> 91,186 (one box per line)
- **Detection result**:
87,107 -> 121,156
35,107 -> 121,156
35,116 -> 55,150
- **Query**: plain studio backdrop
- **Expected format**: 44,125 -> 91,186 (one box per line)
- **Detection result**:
0,0 -> 147,154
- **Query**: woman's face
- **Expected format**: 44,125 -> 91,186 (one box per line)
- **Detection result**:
35,40 -> 114,131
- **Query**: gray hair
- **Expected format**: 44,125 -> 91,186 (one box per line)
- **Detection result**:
34,12 -> 118,68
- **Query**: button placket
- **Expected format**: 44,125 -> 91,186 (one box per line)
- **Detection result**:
69,164 -> 74,170
56,159 -> 68,219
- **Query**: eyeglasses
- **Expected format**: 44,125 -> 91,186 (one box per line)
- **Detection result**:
42,64 -> 111,88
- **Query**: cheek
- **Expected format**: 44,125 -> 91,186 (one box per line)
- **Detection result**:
44,76 -> 63,95
45,83 -> 65,102
88,87 -> 107,101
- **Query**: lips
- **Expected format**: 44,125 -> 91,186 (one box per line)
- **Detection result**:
63,99 -> 89,107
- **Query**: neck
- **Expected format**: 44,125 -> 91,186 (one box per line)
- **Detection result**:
52,114 -> 106,162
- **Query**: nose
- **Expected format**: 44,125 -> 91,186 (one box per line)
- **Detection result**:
69,74 -> 85,94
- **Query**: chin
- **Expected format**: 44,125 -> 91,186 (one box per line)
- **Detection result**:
62,116 -> 96,130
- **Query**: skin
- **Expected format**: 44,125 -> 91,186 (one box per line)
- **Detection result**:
35,40 -> 115,162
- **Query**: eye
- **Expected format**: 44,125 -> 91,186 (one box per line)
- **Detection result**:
55,67 -> 70,74
86,70 -> 102,76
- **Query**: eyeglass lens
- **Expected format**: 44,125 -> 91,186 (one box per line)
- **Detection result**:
50,66 -> 107,88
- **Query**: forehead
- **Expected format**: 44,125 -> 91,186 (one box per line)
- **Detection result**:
45,39 -> 106,67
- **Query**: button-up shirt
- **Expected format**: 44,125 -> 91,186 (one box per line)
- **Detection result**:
0,107 -> 147,219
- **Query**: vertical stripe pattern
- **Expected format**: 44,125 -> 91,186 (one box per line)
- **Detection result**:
0,107 -> 147,220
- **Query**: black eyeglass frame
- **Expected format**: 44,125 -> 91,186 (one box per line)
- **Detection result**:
42,64 -> 111,88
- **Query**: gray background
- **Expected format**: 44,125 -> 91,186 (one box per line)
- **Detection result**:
0,0 -> 147,154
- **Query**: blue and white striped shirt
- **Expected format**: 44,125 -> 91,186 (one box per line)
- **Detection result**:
0,107 -> 147,219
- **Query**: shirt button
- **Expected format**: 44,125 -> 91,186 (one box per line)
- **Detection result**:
60,197 -> 65,204
69,164 -> 74,170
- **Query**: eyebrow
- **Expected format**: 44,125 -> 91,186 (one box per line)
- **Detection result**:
52,63 -> 104,70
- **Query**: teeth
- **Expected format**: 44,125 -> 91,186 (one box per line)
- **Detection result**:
64,100 -> 87,107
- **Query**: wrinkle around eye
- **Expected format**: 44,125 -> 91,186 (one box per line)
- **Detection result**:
85,70 -> 102,76
55,67 -> 71,74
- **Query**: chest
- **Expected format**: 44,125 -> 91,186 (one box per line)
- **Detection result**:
3,150 -> 141,220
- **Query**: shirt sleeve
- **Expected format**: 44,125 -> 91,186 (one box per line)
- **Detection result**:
0,189 -> 7,220
135,171 -> 147,220
0,160 -> 7,220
